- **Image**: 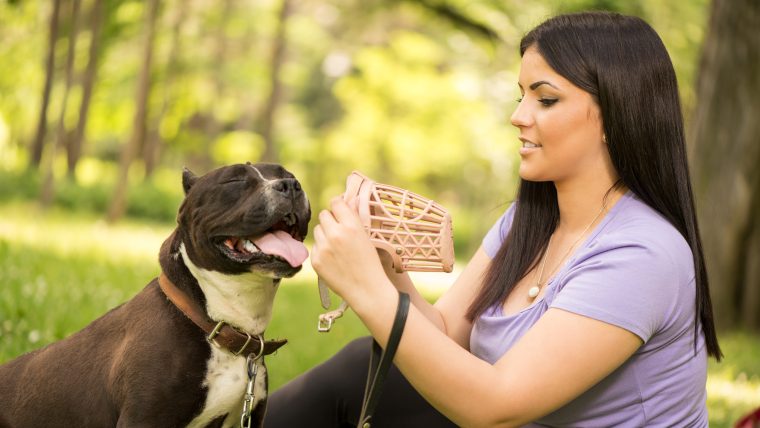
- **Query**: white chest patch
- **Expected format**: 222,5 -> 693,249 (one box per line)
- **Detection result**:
186,348 -> 268,428
179,244 -> 277,427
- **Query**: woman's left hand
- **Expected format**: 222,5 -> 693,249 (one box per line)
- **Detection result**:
311,196 -> 391,306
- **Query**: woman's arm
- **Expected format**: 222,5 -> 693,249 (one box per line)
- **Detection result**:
361,297 -> 641,427
312,198 -> 643,426
379,247 -> 493,348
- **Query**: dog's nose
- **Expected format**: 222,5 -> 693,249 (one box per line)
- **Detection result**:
272,178 -> 302,198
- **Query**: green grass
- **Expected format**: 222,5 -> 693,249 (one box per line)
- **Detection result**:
1,201 -> 759,426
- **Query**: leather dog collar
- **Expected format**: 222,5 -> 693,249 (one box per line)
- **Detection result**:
158,273 -> 287,357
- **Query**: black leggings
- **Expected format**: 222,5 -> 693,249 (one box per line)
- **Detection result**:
264,336 -> 458,427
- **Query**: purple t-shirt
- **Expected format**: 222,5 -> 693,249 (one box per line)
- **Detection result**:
472,191 -> 708,427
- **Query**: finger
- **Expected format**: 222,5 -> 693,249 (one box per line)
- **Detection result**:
345,195 -> 359,212
312,224 -> 325,245
311,225 -> 326,263
318,209 -> 338,231
330,197 -> 362,226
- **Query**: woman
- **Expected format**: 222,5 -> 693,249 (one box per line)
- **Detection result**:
266,11 -> 722,427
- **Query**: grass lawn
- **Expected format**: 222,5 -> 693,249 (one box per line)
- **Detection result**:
1,201 -> 758,426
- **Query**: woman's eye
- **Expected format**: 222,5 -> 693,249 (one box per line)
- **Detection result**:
539,98 -> 558,107
516,97 -> 524,103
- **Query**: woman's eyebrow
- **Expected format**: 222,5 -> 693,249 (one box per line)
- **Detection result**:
517,80 -> 560,90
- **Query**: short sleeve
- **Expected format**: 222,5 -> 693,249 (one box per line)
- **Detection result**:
482,203 -> 516,258
549,239 -> 680,343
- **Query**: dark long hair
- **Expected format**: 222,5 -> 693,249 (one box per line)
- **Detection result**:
466,11 -> 722,360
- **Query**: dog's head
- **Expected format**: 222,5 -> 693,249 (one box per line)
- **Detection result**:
177,162 -> 311,279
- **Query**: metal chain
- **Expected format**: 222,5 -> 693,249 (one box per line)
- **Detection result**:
240,353 -> 260,428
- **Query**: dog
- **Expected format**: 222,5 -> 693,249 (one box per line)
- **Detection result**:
0,162 -> 311,427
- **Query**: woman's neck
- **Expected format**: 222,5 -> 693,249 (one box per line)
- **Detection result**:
554,175 -> 625,233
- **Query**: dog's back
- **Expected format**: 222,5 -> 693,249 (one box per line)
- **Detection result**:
0,282 -> 212,427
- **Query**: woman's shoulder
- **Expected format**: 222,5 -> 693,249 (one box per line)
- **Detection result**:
579,192 -> 694,282
601,193 -> 690,253
550,193 -> 698,343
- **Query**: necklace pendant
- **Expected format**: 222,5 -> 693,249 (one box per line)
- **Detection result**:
528,286 -> 540,299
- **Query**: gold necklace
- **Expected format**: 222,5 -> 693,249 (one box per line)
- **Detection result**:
527,199 -> 609,300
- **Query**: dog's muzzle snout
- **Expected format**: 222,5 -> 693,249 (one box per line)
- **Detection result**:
272,178 -> 302,199
283,213 -> 297,227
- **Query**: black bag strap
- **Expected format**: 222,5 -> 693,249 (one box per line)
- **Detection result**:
357,291 -> 411,428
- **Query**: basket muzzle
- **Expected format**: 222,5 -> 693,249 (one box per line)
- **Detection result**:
345,171 -> 454,273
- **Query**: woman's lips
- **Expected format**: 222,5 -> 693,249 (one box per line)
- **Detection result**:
519,138 -> 542,155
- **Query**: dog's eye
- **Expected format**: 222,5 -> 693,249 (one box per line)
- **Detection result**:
220,179 -> 246,185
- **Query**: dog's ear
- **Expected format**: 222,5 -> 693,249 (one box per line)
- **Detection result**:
182,167 -> 198,195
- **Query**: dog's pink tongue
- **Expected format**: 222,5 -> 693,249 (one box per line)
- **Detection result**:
253,230 -> 309,267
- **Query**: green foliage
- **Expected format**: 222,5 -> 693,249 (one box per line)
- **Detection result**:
0,0 -> 710,255
125,179 -> 183,221
0,167 -> 182,223
0,169 -> 39,202
54,176 -> 113,213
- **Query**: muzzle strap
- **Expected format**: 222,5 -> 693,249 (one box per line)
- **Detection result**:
357,291 -> 411,428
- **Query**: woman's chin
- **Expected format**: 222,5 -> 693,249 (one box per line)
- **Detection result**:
518,166 -> 544,182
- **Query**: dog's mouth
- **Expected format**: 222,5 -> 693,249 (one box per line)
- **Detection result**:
217,213 -> 308,268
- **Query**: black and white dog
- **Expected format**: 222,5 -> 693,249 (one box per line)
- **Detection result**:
0,162 -> 311,427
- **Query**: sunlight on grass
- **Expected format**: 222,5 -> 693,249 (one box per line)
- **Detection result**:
708,331 -> 760,426
708,376 -> 760,416
0,201 -> 172,263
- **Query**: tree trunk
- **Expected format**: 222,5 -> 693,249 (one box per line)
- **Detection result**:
690,0 -> 760,331
143,0 -> 189,178
68,0 -> 105,177
743,218 -> 760,328
192,0 -> 232,172
41,0 -> 81,207
107,0 -> 160,222
30,0 -> 62,170
258,0 -> 292,164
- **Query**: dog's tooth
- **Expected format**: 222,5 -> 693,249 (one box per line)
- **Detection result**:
225,239 -> 236,250
243,240 -> 259,253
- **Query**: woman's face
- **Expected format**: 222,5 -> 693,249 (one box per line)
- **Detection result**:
511,47 -> 610,185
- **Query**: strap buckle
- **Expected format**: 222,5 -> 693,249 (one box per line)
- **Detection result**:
233,332 -> 253,356
241,334 -> 266,359
318,316 -> 334,332
318,307 -> 346,332
206,321 -> 225,348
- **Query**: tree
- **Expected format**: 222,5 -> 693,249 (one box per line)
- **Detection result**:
143,0 -> 189,178
68,0 -> 106,177
258,0 -> 292,164
107,0 -> 160,222
29,0 -> 62,170
40,0 -> 81,207
690,0 -> 760,330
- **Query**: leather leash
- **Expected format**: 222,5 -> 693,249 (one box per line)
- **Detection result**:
157,273 -> 287,356
357,291 -> 411,428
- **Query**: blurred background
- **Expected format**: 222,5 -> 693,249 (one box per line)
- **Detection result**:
0,0 -> 758,425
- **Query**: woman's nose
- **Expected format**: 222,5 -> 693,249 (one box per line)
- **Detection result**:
510,98 -> 531,128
